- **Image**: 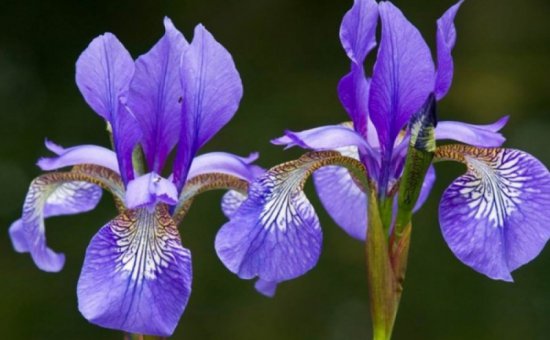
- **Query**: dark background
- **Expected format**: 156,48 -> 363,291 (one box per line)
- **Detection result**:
0,0 -> 549,339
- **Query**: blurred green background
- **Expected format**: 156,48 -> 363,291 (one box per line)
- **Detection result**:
0,0 -> 549,339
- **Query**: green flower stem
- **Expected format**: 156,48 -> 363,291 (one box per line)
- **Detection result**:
124,333 -> 166,340
366,188 -> 405,340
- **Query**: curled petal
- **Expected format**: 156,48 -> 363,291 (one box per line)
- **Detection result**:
188,152 -> 261,182
435,116 -> 509,147
128,18 -> 188,172
174,24 -> 243,189
435,0 -> 464,100
369,2 -> 435,154
37,142 -> 120,174
313,146 -> 367,240
125,172 -> 178,209
77,206 -> 192,336
438,147 -> 550,281
9,177 -> 102,272
271,125 -> 370,153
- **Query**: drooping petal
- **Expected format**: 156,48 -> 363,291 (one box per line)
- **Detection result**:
75,33 -> 138,183
9,177 -> 102,271
313,146 -> 367,240
435,116 -> 509,147
37,142 -> 119,174
174,24 -> 243,190
435,0 -> 464,100
216,151 -> 366,287
77,206 -> 192,336
369,2 -> 435,155
340,0 -> 379,65
221,190 -> 248,218
128,18 -> 188,173
125,172 -> 178,209
254,279 -> 278,298
187,152 -> 261,182
271,125 -> 371,154
438,147 -> 550,281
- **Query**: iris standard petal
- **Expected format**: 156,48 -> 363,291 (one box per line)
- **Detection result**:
313,146 -> 367,240
215,155 -> 329,285
174,24 -> 243,189
125,172 -> 178,209
37,142 -> 119,174
413,165 -> 436,212
9,178 -> 102,271
340,0 -> 379,65
338,65 -> 370,137
128,18 -> 188,172
438,147 -> 550,281
77,206 -> 192,336
435,0 -> 464,100
188,152 -> 260,182
271,125 -> 370,153
435,116 -> 509,147
369,1 -> 435,155
75,33 -> 139,183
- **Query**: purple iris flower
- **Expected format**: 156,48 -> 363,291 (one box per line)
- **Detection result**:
9,18 -> 259,336
215,0 -> 550,298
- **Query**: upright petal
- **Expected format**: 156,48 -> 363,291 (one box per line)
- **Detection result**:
313,146 -> 367,240
174,25 -> 243,189
369,2 -> 435,155
78,206 -> 192,336
128,18 -> 188,172
9,177 -> 102,272
435,0 -> 464,100
340,0 -> 379,64
75,33 -> 138,183
435,116 -> 508,147
438,147 -> 550,281
37,142 -> 120,174
338,65 -> 370,136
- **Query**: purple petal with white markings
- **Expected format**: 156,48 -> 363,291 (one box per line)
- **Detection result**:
37,142 -> 119,174
435,0 -> 464,100
439,148 -> 550,281
77,206 -> 192,336
436,116 -> 508,147
125,172 -> 178,209
221,190 -> 248,219
369,2 -> 435,155
313,146 -> 367,240
9,178 -> 102,271
216,160 -> 323,284
174,25 -> 243,190
128,18 -> 188,172
340,0 -> 379,65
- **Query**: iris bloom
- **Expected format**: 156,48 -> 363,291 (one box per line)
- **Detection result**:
9,18 -> 260,336
215,0 -> 550,337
